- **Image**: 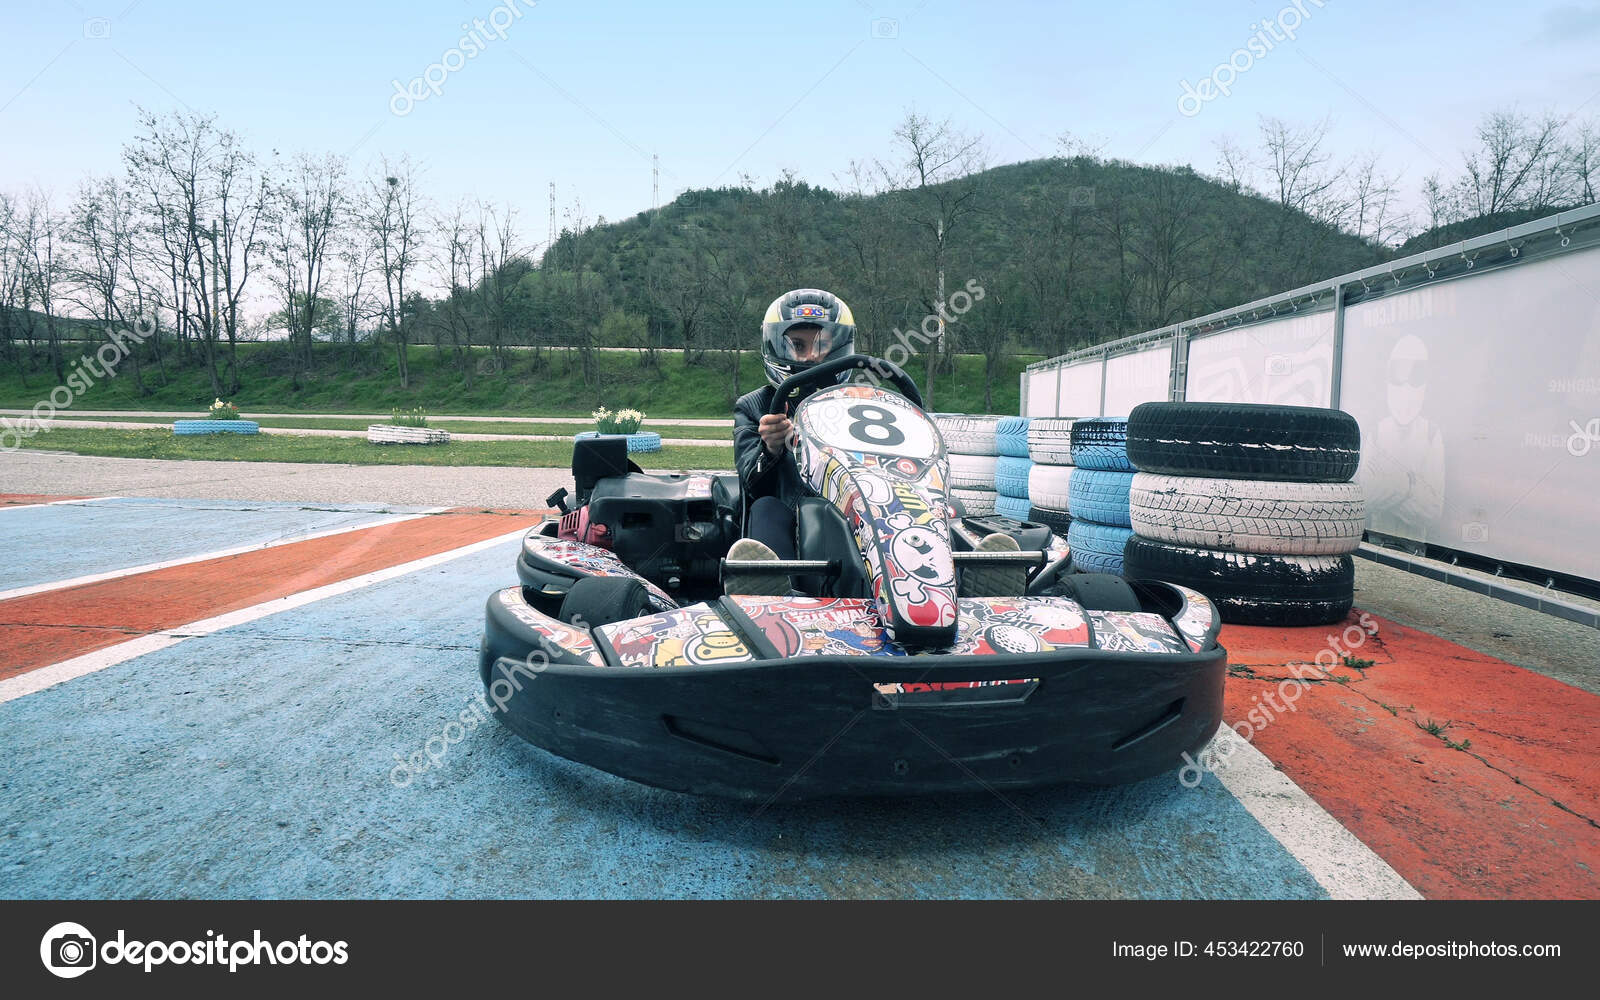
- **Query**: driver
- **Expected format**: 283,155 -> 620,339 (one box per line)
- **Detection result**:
726,289 -> 857,594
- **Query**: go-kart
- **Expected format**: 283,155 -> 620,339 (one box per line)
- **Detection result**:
478,356 -> 1227,801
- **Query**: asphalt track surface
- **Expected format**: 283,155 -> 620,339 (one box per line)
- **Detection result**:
1,476 -> 1595,899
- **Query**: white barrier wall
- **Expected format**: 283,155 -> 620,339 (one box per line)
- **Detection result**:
1023,366 -> 1058,417
1185,310 -> 1336,406
1103,345 -> 1172,416
1060,360 -> 1105,415
1340,247 -> 1600,582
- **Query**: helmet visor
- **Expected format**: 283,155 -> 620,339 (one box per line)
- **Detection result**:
764,320 -> 855,366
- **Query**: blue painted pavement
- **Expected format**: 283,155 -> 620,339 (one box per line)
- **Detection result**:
0,524 -> 1327,899
0,497 -> 439,592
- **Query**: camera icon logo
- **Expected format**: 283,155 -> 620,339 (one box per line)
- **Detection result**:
1265,354 -> 1292,376
870,17 -> 899,38
84,17 -> 112,39
1461,521 -> 1489,544
1068,186 -> 1095,208
40,921 -> 97,978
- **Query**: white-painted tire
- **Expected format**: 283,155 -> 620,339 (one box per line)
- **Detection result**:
1026,417 -> 1078,465
1027,464 -> 1074,511
367,424 -> 451,445
950,487 -> 998,516
948,453 -> 998,490
936,414 -> 1002,457
1129,473 -> 1367,555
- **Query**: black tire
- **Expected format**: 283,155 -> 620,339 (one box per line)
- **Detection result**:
1122,536 -> 1354,626
1069,418 -> 1134,472
559,576 -> 656,629
1126,402 -> 1361,482
1028,505 -> 1072,533
1055,572 -> 1142,612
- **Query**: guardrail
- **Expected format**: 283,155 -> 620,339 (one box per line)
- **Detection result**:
1021,202 -> 1600,590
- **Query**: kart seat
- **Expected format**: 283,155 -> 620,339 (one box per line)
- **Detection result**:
795,497 -> 871,600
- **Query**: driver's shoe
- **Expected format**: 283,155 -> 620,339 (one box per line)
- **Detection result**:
724,538 -> 793,597
960,532 -> 1026,597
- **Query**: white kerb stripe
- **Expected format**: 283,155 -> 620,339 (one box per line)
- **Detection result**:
1202,726 -> 1422,900
0,495 -> 121,512
0,507 -> 449,603
0,524 -> 532,705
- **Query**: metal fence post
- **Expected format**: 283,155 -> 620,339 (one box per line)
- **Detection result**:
1329,281 -> 1346,410
1098,351 -> 1109,416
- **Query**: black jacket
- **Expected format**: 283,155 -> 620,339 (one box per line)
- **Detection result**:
734,385 -> 805,509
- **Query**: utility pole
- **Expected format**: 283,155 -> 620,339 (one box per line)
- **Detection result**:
548,181 -> 556,258
652,153 -> 660,213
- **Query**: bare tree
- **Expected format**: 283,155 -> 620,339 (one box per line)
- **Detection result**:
645,238 -> 711,365
122,108 -> 266,396
364,157 -> 426,389
1130,167 -> 1215,329
1457,109 -> 1570,216
1346,151 -> 1406,246
0,192 -> 29,374
434,199 -> 480,386
475,202 -> 524,372
331,223 -> 376,365
65,176 -> 152,393
877,111 -> 987,406
18,190 -> 68,383
836,159 -> 906,357
1571,119 -> 1599,206
1258,115 -> 1347,221
268,152 -> 345,377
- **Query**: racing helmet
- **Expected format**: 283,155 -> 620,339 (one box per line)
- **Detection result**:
760,288 -> 856,390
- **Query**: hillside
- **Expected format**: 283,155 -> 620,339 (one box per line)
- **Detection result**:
538,156 -> 1391,360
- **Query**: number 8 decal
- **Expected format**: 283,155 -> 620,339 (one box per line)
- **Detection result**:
847,404 -> 906,447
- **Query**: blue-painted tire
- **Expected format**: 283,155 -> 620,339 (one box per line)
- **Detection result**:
996,416 -> 1031,458
1068,520 -> 1133,576
1068,469 -> 1134,527
1070,417 -> 1133,471
573,430 -> 662,454
994,494 -> 1032,521
994,456 -> 1033,499
173,420 -> 259,435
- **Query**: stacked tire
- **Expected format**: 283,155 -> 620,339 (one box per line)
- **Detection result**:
937,414 -> 1002,516
1123,402 -> 1365,627
1025,418 -> 1076,535
993,417 -> 1033,521
1065,417 -> 1135,576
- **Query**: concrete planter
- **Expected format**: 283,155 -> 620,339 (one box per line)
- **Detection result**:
367,424 -> 451,445
173,419 -> 259,435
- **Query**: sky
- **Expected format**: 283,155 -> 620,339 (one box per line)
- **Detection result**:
2,0 -> 1599,250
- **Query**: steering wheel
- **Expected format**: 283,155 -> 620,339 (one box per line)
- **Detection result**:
767,356 -> 924,415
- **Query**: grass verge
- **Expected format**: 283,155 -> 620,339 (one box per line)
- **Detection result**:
0,343 -> 1038,416
17,427 -> 734,469
39,414 -> 733,439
